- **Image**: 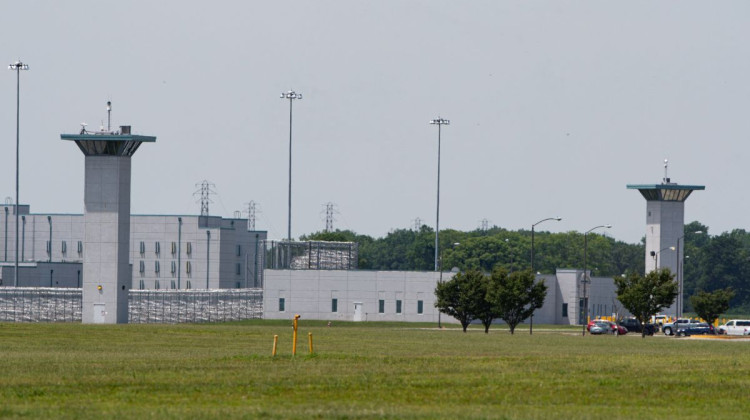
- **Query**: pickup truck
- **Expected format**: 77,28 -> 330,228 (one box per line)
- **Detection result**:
662,319 -> 693,336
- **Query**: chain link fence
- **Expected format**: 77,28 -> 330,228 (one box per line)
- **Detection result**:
0,287 -> 263,323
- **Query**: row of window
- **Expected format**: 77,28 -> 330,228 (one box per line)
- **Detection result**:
278,298 -> 425,315
137,279 -> 244,290
139,241 -> 191,256
46,240 -> 83,255
137,242 -> 245,257
137,261 -> 243,276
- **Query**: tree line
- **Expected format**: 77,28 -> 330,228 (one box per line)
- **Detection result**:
303,220 -> 750,313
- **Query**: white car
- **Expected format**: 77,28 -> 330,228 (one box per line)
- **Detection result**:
717,320 -> 750,336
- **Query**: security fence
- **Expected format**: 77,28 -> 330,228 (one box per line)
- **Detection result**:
129,289 -> 263,323
0,287 -> 263,323
0,287 -> 81,322
260,240 -> 358,272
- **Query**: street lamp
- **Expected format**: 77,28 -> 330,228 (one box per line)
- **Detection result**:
430,117 -> 449,272
438,241 -> 460,328
531,217 -> 562,273
530,217 -> 561,335
582,224 -> 611,336
649,246 -> 675,270
280,90 -> 302,241
9,60 -> 29,287
675,231 -> 704,319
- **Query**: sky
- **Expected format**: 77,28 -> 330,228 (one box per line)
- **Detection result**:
1,1 -> 748,244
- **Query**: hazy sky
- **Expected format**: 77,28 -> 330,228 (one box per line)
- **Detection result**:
1,1 -> 748,244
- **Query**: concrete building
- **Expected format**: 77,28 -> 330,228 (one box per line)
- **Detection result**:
0,205 -> 267,292
263,268 -> 628,325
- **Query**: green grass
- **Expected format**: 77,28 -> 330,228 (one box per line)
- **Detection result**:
1,321 -> 748,419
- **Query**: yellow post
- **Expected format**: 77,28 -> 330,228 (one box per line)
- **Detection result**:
308,332 -> 314,354
292,314 -> 300,356
272,335 -> 278,357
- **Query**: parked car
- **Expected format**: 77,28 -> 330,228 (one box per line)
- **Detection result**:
676,322 -> 713,337
717,320 -> 750,336
589,322 -> 610,335
662,319 -> 693,336
590,320 -> 627,335
618,318 -> 656,335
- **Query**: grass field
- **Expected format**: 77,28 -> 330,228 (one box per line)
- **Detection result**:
1,320 -> 749,419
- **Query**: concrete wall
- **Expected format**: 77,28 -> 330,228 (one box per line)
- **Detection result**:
264,269 -> 455,323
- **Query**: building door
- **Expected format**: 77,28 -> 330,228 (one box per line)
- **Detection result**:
353,302 -> 363,322
93,303 -> 106,324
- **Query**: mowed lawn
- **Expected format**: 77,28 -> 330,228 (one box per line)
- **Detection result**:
1,321 -> 748,419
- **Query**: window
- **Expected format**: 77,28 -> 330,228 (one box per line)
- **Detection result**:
155,242 -> 161,255
154,280 -> 160,290
139,279 -> 144,290
61,241 -> 67,254
236,282 -> 241,289
139,261 -> 145,273
279,298 -> 286,312
186,280 -> 192,289
378,299 -> 385,314
139,241 -> 145,255
170,280 -> 176,289
171,261 -> 176,274
396,300 -> 402,314
562,303 -> 568,318
46,241 -> 51,255
186,242 -> 192,255
77,241 -> 83,254
417,300 -> 424,314
236,245 -> 242,256
235,263 -> 241,275
332,298 -> 338,313
186,261 -> 192,274
171,242 -> 177,255
155,261 -> 160,273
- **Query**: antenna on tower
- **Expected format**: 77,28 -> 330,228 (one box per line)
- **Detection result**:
479,218 -> 490,233
244,201 -> 260,230
193,180 -> 216,216
663,158 -> 670,184
413,217 -> 422,231
322,202 -> 338,232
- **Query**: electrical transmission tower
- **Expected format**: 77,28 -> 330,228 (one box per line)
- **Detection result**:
244,201 -> 260,230
413,217 -> 422,231
479,218 -> 490,233
193,180 -> 216,216
323,202 -> 338,232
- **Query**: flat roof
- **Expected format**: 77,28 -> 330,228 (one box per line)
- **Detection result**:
61,133 -> 156,142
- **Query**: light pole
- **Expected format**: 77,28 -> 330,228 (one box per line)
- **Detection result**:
9,60 -> 29,287
530,217 -> 561,335
675,231 -> 703,319
582,224 -> 611,336
438,241 -> 460,328
649,246 -> 675,271
531,217 -> 562,273
430,117 -> 449,272
281,90 -> 302,241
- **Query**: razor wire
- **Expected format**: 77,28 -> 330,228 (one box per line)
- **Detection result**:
0,287 -> 263,323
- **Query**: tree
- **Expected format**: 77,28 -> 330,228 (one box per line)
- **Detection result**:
690,288 -> 735,326
486,268 -> 547,334
434,270 -> 485,332
614,269 -> 678,337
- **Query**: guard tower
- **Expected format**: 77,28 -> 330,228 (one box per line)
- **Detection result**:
61,119 -> 155,324
627,160 -> 704,317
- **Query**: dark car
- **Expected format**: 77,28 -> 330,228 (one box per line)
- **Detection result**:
618,318 -> 656,336
676,322 -> 713,337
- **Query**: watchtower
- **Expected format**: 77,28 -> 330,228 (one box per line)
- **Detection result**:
61,121 -> 155,323
627,160 -> 704,316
